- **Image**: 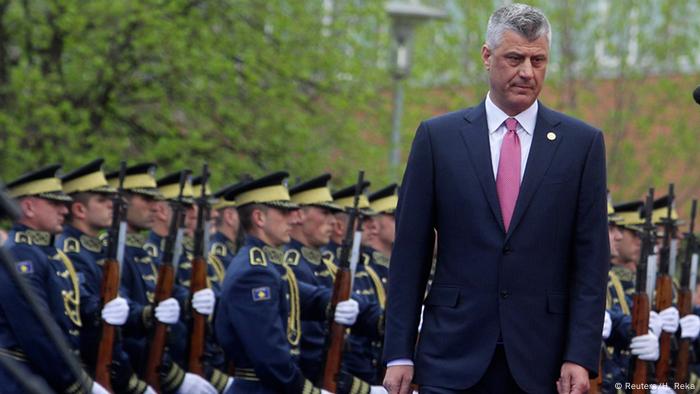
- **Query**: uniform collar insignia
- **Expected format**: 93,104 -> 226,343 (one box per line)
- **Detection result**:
263,245 -> 284,264
16,230 -> 53,246
126,233 -> 146,247
80,234 -> 103,253
301,246 -> 321,265
372,251 -> 390,268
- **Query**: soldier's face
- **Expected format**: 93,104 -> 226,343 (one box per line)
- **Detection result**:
300,206 -> 335,248
126,194 -> 155,231
22,197 -> 68,233
376,214 -> 396,246
617,228 -> 642,263
332,212 -> 348,240
608,224 -> 623,258
261,207 -> 293,247
184,204 -> 198,236
361,216 -> 378,246
83,194 -> 114,231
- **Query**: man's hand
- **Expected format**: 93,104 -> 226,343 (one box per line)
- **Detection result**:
383,365 -> 413,394
556,362 -> 589,394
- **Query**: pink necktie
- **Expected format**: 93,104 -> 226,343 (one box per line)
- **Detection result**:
496,118 -> 521,231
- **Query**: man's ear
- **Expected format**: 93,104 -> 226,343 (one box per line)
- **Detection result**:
20,198 -> 35,219
481,44 -> 491,70
71,201 -> 89,221
252,208 -> 266,229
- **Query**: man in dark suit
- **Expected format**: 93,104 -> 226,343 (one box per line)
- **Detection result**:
382,4 -> 609,394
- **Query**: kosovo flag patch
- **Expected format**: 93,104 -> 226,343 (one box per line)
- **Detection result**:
16,261 -> 33,274
252,287 -> 271,302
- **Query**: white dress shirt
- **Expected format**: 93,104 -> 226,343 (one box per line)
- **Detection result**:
386,95 -> 540,369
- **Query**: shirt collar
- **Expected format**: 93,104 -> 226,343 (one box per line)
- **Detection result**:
485,92 -> 538,135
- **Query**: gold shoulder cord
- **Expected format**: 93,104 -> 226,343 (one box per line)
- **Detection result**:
322,259 -> 337,281
365,265 -> 386,309
55,250 -> 82,326
608,270 -> 630,316
282,264 -> 301,346
209,254 -> 226,284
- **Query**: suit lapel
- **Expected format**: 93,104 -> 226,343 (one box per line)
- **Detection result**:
506,103 -> 562,240
460,102 -> 505,234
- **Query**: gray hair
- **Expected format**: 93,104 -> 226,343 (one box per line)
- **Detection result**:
485,3 -> 551,49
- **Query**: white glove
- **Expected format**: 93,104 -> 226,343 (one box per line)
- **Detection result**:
334,299 -> 359,326
602,311 -> 612,339
321,390 -> 334,394
144,386 -> 157,394
155,298 -> 181,324
192,288 -> 216,316
649,311 -> 662,337
659,306 -> 680,333
101,296 -> 130,326
370,386 -> 389,394
680,314 -> 700,339
650,384 -> 675,394
224,377 -> 234,392
177,373 -> 217,394
91,382 -> 109,394
630,333 -> 659,361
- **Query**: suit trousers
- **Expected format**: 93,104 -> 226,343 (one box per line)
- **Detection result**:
420,346 -> 528,394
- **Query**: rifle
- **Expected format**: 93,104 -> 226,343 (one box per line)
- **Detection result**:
321,171 -> 364,392
188,164 -> 210,376
674,199 -> 698,390
145,171 -> 189,391
655,184 -> 677,384
95,161 -> 128,391
629,188 -> 655,393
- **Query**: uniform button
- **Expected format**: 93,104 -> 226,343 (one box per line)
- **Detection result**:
502,245 -> 512,255
500,290 -> 510,299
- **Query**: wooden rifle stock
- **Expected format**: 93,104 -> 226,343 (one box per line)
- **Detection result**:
95,257 -> 120,391
631,293 -> 650,393
188,255 -> 207,376
188,164 -> 210,376
145,263 -> 176,390
95,161 -> 126,392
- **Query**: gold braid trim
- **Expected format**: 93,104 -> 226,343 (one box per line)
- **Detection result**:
365,265 -> 386,309
209,368 -> 229,392
281,264 -> 301,347
322,259 -> 338,281
161,362 -> 186,392
56,250 -> 82,327
209,254 -> 226,284
608,270 -> 630,315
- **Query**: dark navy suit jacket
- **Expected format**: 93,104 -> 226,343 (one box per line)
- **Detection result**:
383,101 -> 610,393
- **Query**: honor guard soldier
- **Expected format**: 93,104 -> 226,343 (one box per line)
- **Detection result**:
106,164 -> 215,394
0,164 -> 107,393
214,171 -> 372,394
58,158 -> 153,393
209,182 -> 243,271
324,180 -> 373,263
286,173 -> 344,382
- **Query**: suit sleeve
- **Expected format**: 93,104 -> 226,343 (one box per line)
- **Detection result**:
383,122 -> 436,363
563,130 -> 610,375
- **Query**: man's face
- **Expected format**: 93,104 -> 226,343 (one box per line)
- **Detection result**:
261,207 -> 295,247
299,206 -> 336,248
362,215 -> 379,245
608,223 -> 623,258
23,197 -> 69,233
82,194 -> 113,231
184,204 -> 198,236
332,212 -> 349,241
376,213 -> 396,246
481,30 -> 548,115
617,227 -> 642,263
126,194 -> 156,231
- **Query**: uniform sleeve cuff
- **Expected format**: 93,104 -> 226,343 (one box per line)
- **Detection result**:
386,359 -> 414,367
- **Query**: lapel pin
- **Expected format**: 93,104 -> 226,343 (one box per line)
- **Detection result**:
546,131 -> 557,141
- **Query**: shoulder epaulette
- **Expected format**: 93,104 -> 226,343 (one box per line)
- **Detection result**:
322,250 -> 334,265
63,237 -> 80,253
16,230 -> 52,246
263,245 -> 283,264
301,247 -> 321,265
284,249 -> 300,266
249,247 -> 267,266
13,231 -> 31,245
143,242 -> 159,258
211,242 -> 228,257
372,251 -> 390,268
98,232 -> 109,248
80,235 -> 103,253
